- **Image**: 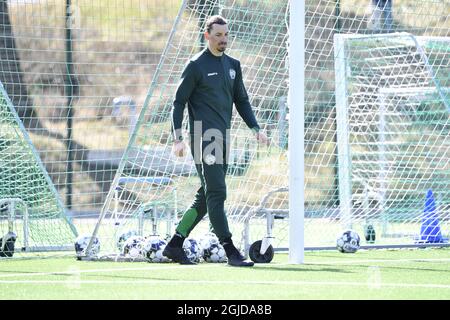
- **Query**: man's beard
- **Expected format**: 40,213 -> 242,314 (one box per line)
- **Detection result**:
218,43 -> 227,52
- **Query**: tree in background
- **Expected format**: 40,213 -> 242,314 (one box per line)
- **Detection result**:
0,0 -> 42,131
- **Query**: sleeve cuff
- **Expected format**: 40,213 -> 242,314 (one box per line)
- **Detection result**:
172,128 -> 184,142
251,126 -> 260,134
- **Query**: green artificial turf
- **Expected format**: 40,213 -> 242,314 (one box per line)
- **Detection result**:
0,247 -> 449,300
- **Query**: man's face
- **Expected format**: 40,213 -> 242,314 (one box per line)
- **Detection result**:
205,23 -> 229,54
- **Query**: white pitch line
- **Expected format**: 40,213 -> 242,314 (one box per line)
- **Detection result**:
294,257 -> 450,265
0,279 -> 449,289
0,264 -> 220,279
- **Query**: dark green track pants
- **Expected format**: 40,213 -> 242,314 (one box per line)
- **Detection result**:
176,139 -> 231,241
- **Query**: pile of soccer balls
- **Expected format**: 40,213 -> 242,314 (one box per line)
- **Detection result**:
76,228 -> 362,260
74,229 -> 228,263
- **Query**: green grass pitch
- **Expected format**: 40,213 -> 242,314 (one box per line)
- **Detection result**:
0,247 -> 449,300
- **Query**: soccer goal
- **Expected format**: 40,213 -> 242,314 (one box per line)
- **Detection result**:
0,82 -> 78,253
334,32 -> 450,246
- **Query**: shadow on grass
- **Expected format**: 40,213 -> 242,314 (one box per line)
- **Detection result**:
246,264 -> 352,274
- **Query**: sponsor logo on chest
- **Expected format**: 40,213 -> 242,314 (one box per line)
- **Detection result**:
206,69 -> 236,80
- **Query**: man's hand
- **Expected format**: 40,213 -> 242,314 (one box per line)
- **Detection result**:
255,131 -> 269,146
172,140 -> 187,157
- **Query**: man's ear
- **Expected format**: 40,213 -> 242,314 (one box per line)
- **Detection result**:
204,31 -> 209,41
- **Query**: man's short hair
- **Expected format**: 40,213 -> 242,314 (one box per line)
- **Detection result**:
205,15 -> 228,33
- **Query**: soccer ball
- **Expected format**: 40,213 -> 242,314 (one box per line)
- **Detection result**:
116,230 -> 138,252
199,233 -> 227,263
143,236 -> 170,263
336,230 -> 360,253
183,238 -> 201,263
74,234 -> 100,259
122,235 -> 146,259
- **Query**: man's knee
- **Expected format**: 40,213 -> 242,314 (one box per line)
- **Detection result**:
191,187 -> 208,215
192,204 -> 208,216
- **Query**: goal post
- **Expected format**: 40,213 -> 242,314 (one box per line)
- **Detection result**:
288,0 -> 305,264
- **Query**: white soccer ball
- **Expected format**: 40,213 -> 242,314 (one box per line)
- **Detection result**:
143,236 -> 170,263
199,233 -> 227,263
116,229 -> 139,252
74,234 -> 100,259
122,235 -> 146,259
336,229 -> 360,253
183,238 -> 202,263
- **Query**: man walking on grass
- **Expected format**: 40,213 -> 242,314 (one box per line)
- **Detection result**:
163,15 -> 268,267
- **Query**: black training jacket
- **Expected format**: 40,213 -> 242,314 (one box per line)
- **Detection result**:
172,48 -> 259,140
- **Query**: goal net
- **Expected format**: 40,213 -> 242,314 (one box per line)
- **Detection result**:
0,82 -> 77,252
335,33 -> 449,245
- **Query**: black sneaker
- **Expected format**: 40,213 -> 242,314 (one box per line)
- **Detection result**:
162,245 -> 196,265
224,244 -> 254,267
